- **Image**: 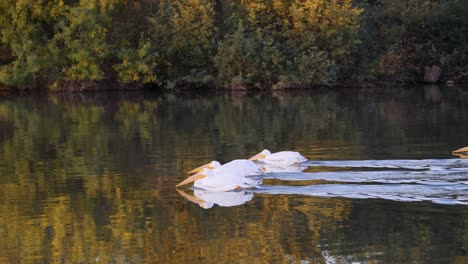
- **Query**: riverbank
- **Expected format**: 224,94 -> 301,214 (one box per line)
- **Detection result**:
1,78 -> 468,95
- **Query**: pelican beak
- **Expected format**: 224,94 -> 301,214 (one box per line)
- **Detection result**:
176,171 -> 206,188
249,153 -> 266,161
453,146 -> 468,159
187,163 -> 213,174
453,146 -> 468,155
176,189 -> 206,206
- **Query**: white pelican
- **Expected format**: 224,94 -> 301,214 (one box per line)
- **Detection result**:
177,189 -> 254,209
187,159 -> 263,176
453,146 -> 468,159
249,149 -> 307,166
176,168 -> 262,192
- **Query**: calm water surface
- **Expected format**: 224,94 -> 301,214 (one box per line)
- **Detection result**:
0,86 -> 467,263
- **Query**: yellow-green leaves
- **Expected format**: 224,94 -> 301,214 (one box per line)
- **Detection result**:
0,0 -> 117,88
148,0 -> 216,84
213,0 -> 362,88
1,0 -> 465,89
114,39 -> 158,83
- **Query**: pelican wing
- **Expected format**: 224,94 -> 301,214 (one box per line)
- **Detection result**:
195,165 -> 262,191
262,151 -> 307,166
216,159 -> 263,175
194,175 -> 241,192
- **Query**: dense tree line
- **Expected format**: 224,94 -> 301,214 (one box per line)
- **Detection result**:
0,0 -> 466,90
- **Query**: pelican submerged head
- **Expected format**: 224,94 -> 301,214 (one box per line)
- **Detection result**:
177,165 -> 262,191
248,149 -> 307,166
248,149 -> 271,161
187,161 -> 222,174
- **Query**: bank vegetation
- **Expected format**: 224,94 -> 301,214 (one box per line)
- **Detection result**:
0,0 -> 466,91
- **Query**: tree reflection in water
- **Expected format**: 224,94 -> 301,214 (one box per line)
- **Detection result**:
0,88 -> 467,263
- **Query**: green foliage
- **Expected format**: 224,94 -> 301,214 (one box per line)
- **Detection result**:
0,0 -> 466,89
0,0 -> 46,87
148,0 -> 216,85
47,4 -> 111,82
113,38 -> 158,84
0,0 -> 158,89
283,0 -> 362,85
0,1 -> 112,88
214,0 -> 362,88
359,0 -> 438,84
214,23 -> 284,88
355,0 -> 468,85
418,0 -> 468,80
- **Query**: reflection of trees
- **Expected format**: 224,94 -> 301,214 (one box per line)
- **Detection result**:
322,200 -> 468,263
0,89 -> 467,262
0,173 -> 350,263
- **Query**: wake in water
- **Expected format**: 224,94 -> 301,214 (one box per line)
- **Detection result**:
259,158 -> 468,205
304,158 -> 468,170
262,169 -> 468,185
178,158 -> 468,208
255,184 -> 468,205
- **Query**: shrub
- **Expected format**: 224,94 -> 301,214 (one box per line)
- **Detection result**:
148,0 -> 216,86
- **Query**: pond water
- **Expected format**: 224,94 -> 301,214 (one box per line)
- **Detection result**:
0,85 -> 467,263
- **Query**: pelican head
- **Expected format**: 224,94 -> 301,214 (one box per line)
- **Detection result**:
177,168 -> 214,188
249,149 -> 271,161
187,161 -> 221,174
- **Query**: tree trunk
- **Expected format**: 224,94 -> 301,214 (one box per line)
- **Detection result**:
424,65 -> 441,83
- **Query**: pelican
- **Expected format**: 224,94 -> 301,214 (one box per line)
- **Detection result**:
176,168 -> 262,192
177,189 -> 254,209
453,146 -> 468,159
187,159 -> 263,176
249,149 -> 307,166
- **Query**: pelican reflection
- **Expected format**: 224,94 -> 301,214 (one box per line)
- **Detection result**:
177,189 -> 254,209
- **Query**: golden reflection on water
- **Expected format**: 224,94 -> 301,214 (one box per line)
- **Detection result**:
0,169 -> 352,263
0,89 -> 467,263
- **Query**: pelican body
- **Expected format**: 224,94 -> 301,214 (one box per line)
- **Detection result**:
177,168 -> 262,192
249,149 -> 307,166
188,159 -> 263,176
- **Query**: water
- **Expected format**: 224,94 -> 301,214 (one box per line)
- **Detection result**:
0,86 -> 467,263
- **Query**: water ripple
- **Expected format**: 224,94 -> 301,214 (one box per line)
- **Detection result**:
263,170 -> 468,185
255,184 -> 468,205
255,159 -> 468,205
305,159 -> 468,170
